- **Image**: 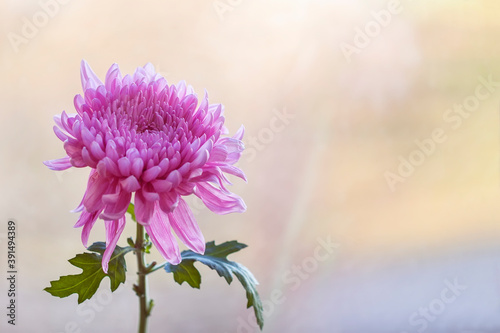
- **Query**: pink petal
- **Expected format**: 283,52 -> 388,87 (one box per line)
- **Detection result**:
191,149 -> 210,168
131,158 -> 144,179
142,166 -> 161,182
219,165 -> 247,182
80,209 -> 101,247
104,63 -> 122,92
43,156 -> 72,171
142,183 -> 160,201
134,190 -> 155,225
82,171 -> 110,212
133,66 -> 147,83
233,125 -> 244,141
72,169 -> 95,213
158,191 -> 179,213
100,189 -> 132,220
176,80 -> 187,99
191,166 -> 232,188
151,178 -> 173,192
102,216 -> 126,273
213,137 -> 244,165
63,139 -> 83,157
90,141 -> 106,160
176,182 -> 196,196
120,175 -> 141,192
74,209 -> 99,228
195,182 -> 246,215
144,204 -> 181,264
117,157 -> 132,177
81,147 -> 97,168
71,199 -> 84,213
73,94 -> 85,116
70,154 -> 86,168
207,145 -> 227,163
165,170 -> 182,188
80,60 -> 103,91
143,63 -> 158,82
168,198 -> 205,254
53,126 -> 69,141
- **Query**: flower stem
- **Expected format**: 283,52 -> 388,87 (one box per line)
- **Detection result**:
135,222 -> 151,333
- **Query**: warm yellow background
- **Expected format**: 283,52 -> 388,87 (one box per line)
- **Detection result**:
1,0 -> 500,332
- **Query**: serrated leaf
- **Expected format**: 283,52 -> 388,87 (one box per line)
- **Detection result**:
164,259 -> 201,288
205,240 -> 247,258
45,242 -> 133,303
165,241 -> 264,330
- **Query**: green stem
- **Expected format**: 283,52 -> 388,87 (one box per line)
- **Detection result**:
148,262 -> 167,274
135,222 -> 151,333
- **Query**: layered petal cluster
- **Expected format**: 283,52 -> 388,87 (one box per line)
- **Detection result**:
45,60 -> 246,272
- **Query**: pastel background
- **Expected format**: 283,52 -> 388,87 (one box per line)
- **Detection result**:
1,0 -> 500,332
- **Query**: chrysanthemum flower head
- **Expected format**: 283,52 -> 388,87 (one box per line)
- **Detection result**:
45,60 -> 246,272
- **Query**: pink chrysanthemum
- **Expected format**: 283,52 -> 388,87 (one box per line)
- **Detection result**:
45,60 -> 246,272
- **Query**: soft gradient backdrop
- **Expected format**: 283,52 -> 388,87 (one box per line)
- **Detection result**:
1,1 -> 500,332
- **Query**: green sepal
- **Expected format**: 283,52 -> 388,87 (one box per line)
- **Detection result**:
165,241 -> 264,330
44,242 -> 133,303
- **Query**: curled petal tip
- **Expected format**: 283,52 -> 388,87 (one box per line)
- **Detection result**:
234,125 -> 245,140
80,59 -> 102,90
43,157 -> 72,171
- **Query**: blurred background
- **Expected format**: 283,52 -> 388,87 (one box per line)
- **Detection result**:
1,0 -> 500,332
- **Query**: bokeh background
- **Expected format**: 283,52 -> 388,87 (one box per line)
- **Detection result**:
1,0 -> 500,332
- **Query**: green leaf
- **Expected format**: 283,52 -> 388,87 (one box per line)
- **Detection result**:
165,241 -> 264,330
167,259 -> 202,288
127,203 -> 137,222
45,242 -> 133,303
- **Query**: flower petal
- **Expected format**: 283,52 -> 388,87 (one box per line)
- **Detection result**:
195,182 -> 246,214
213,137 -> 244,165
100,189 -> 132,220
142,166 -> 161,183
158,191 -> 179,213
82,171 -> 110,212
145,204 -> 181,264
168,198 -> 205,254
53,125 -> 69,141
102,216 -> 126,273
151,178 -> 173,192
219,165 -> 247,182
71,199 -> 85,213
143,63 -> 158,82
120,175 -> 141,192
43,156 -> 72,171
134,190 -> 155,225
74,209 -> 98,228
104,63 -> 122,92
79,209 -> 101,247
74,94 -> 85,116
233,125 -> 244,141
80,60 -> 103,91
